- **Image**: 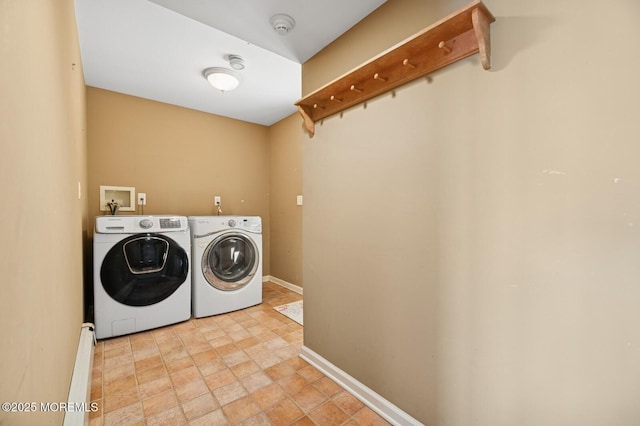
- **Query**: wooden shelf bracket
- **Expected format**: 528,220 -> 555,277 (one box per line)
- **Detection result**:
295,0 -> 495,136
472,7 -> 492,70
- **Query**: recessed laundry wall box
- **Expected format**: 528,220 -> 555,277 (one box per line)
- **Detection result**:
99,185 -> 135,212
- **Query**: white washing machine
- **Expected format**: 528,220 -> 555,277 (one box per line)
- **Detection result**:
189,216 -> 262,318
93,215 -> 191,339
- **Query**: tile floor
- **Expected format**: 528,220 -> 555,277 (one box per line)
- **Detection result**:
90,282 -> 391,425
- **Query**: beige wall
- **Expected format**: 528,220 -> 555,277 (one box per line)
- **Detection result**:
86,88 -> 271,275
302,0 -> 439,95
302,0 -> 640,425
268,114 -> 304,286
0,0 -> 88,424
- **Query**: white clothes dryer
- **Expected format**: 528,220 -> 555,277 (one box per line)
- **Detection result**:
189,216 -> 262,318
93,215 -> 191,339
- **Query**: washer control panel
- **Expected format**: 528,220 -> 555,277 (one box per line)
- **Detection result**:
139,218 -> 153,229
95,216 -> 188,233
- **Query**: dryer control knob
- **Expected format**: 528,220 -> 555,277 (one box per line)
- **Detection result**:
228,219 -> 236,228
139,218 -> 153,229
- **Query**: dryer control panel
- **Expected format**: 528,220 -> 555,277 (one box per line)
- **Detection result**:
232,217 -> 261,233
95,215 -> 188,233
189,216 -> 262,235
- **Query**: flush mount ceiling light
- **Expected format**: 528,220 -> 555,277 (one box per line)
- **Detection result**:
203,67 -> 241,92
270,14 -> 295,35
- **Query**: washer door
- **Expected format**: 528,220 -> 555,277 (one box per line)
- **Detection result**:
100,234 -> 189,306
202,232 -> 258,291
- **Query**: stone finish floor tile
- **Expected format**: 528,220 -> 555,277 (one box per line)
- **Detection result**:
90,282 -> 392,425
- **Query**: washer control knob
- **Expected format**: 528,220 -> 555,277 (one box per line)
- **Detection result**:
139,218 -> 153,229
228,219 -> 236,228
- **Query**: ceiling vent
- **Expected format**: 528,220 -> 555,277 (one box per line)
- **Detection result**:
270,14 -> 295,35
227,55 -> 245,70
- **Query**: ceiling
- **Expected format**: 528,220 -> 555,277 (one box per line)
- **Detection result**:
74,0 -> 387,126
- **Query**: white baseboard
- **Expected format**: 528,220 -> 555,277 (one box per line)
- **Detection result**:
263,275 -> 303,295
299,346 -> 423,426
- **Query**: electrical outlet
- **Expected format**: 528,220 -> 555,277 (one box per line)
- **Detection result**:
138,193 -> 147,205
214,196 -> 221,206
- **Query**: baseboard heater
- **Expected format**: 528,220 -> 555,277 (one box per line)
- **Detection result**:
63,322 -> 96,426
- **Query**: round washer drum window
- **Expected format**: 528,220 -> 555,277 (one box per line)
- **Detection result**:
202,233 -> 259,291
100,234 -> 189,306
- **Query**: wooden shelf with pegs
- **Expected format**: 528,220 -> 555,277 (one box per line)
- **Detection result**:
295,0 -> 495,136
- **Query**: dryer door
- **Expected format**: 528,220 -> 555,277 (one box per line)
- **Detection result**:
100,234 -> 189,306
202,232 -> 259,291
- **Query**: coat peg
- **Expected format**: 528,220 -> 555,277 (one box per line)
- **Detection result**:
330,95 -> 342,102
313,103 -> 325,110
402,58 -> 416,69
438,41 -> 452,54
373,73 -> 387,82
350,84 -> 363,93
